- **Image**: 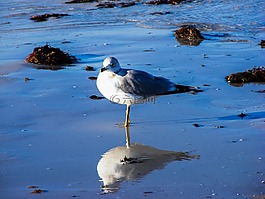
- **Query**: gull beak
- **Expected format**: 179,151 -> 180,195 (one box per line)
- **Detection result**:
100,67 -> 108,73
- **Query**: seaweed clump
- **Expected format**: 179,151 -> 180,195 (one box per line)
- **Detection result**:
30,13 -> 69,22
174,25 -> 204,46
225,67 -> 265,83
25,45 -> 77,67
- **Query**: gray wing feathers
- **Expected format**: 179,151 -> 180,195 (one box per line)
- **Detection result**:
118,70 -> 175,96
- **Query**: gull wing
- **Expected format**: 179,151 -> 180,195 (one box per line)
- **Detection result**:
117,69 -> 175,96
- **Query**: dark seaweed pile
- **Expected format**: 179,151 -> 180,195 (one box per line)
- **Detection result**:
174,25 -> 204,46
25,45 -> 77,66
225,67 -> 265,83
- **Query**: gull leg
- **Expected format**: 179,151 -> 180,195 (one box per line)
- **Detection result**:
124,105 -> 131,127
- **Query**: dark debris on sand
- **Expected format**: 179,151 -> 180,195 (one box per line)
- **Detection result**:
65,0 -> 135,7
174,25 -> 204,46
64,0 -> 193,7
28,185 -> 47,194
88,76 -> 97,80
150,11 -> 172,15
65,0 -> 95,3
24,77 -> 33,82
238,113 -> 249,119
97,1 -> 136,8
28,185 -> 39,189
252,90 -> 265,93
30,13 -> 69,22
193,123 -> 200,127
146,0 -> 191,5
259,40 -> 265,48
31,189 -> 44,194
85,66 -> 96,71
225,67 -> 265,84
25,45 -> 77,68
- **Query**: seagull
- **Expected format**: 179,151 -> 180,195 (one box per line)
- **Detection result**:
96,57 -> 202,127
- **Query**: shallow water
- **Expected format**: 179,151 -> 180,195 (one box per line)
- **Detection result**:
0,0 -> 265,199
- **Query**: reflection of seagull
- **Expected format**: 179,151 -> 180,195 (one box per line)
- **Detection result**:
97,57 -> 202,127
97,127 -> 199,194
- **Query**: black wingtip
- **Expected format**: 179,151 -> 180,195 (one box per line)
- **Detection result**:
174,84 -> 203,94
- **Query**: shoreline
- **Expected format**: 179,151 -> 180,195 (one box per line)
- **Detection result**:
1,1 -> 265,198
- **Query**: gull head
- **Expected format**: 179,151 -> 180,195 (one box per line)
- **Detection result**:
101,57 -> 121,73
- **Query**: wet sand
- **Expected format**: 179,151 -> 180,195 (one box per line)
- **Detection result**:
1,2 -> 265,198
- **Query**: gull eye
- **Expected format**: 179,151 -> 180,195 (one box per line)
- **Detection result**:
109,63 -> 115,67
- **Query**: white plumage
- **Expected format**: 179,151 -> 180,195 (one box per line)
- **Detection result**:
96,57 -> 201,127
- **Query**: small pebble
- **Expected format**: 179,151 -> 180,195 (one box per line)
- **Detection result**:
193,123 -> 200,127
24,77 -> 31,82
88,76 -> 97,80
215,125 -> 224,128
28,185 -> 39,189
31,189 -> 43,194
85,66 -> 95,71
